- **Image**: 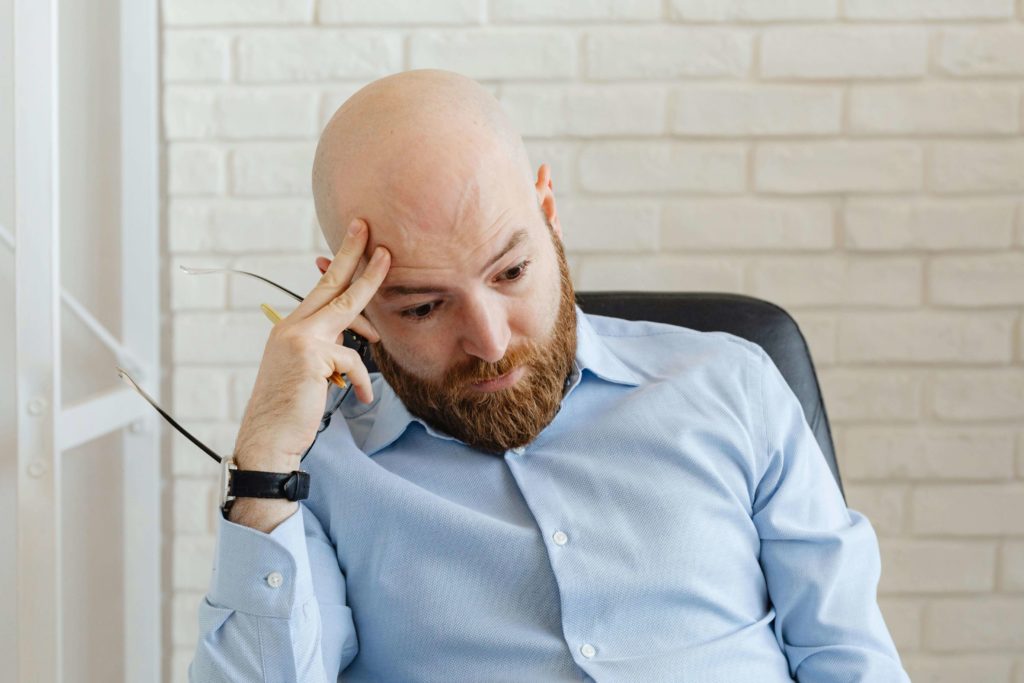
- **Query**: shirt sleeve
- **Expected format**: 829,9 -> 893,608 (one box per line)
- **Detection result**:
750,347 -> 911,683
188,502 -> 359,682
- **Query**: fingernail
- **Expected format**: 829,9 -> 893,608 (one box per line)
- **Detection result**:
348,220 -> 363,237
370,246 -> 386,264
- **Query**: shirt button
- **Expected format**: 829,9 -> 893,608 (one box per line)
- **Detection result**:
266,571 -> 284,588
580,643 -> 596,658
510,446 -> 526,456
552,530 -> 568,546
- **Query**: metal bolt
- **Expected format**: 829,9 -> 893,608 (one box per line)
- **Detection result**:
129,419 -> 146,434
27,461 -> 47,478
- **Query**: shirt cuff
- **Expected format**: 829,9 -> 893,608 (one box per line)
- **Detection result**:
208,504 -> 316,619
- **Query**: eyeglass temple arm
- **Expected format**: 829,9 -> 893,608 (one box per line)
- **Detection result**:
116,367 -> 224,464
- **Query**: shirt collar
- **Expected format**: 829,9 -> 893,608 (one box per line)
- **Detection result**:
359,304 -> 641,456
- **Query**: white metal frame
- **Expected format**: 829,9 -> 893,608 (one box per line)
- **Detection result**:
13,0 -> 161,680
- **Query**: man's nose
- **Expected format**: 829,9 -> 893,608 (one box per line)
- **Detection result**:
459,299 -> 510,364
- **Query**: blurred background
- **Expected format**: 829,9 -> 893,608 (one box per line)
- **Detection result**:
3,1 -> 1023,681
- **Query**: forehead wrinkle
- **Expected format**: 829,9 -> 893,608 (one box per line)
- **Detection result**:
378,210 -> 520,290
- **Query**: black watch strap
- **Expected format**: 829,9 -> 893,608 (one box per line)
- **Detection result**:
227,466 -> 310,501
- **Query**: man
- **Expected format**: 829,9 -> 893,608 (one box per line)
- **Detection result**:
190,69 -> 909,682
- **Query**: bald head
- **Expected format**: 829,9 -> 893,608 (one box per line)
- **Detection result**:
312,69 -> 536,255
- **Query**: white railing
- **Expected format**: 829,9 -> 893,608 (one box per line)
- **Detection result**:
12,0 -> 161,679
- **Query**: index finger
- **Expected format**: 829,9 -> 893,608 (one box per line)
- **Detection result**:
308,244 -> 391,336
293,218 -> 370,320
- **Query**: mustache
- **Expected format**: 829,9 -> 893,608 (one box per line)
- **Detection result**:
447,343 -> 537,386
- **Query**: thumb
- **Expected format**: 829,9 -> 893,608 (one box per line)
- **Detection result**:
316,256 -> 332,275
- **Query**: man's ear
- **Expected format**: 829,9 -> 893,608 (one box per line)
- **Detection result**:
316,256 -> 331,275
534,163 -> 561,239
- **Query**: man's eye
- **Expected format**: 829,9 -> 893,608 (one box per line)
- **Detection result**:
400,302 -> 437,323
501,259 -> 531,281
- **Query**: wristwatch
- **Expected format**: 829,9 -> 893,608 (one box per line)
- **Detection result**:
219,455 -> 310,516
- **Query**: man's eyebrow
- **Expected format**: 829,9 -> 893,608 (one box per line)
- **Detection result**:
379,228 -> 529,300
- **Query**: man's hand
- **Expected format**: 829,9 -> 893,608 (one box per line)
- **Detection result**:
227,219 -> 389,532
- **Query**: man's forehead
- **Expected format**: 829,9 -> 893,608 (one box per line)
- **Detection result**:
369,223 -> 532,297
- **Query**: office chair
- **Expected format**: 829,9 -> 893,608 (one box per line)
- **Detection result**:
348,291 -> 843,503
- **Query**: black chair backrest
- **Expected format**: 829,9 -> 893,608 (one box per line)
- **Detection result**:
574,291 -> 843,501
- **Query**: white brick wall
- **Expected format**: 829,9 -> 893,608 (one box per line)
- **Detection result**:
162,3 -> 1024,681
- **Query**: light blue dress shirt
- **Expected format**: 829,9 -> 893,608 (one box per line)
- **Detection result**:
190,305 -> 909,682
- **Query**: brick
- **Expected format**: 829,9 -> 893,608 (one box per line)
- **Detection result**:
845,0 -> 1013,19
761,28 -> 927,79
558,200 -> 660,253
173,478 -> 218,535
493,0 -> 660,22
586,28 -> 752,80
229,254 -> 317,308
409,30 -> 576,80
837,312 -> 1015,364
579,142 -> 746,194
320,0 -> 483,24
670,0 -> 837,21
575,255 -> 744,292
877,598 -> 922,653
164,87 -> 319,140
756,142 -> 923,194
843,427 -> 1016,481
172,422 -> 241,477
787,311 -> 837,366
879,540 -> 995,594
1019,432 -> 1024,477
850,84 -> 1018,135
925,598 -> 1024,651
229,367 -> 260,422
670,85 -> 841,136
499,84 -> 666,137
168,144 -> 226,196
173,312 -> 271,365
661,200 -> 833,251
749,256 -> 922,308
172,591 -> 202,648
912,485 -> 1024,535
930,254 -> 1024,306
818,370 -> 922,422
230,141 -> 316,197
931,370 -> 1024,422
171,255 -> 228,311
168,198 -> 315,253
238,30 -> 401,82
929,143 -> 1024,194
938,28 -> 1024,77
163,0 -> 313,25
844,484 -> 909,534
845,200 -> 1015,251
1002,542 -> 1024,591
903,656 -> 1015,683
173,535 -> 216,591
1018,201 -> 1024,248
163,31 -> 229,82
173,367 -> 230,420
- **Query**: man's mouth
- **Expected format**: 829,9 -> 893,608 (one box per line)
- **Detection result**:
470,365 -> 526,392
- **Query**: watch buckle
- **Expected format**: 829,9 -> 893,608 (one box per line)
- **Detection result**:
219,455 -> 238,507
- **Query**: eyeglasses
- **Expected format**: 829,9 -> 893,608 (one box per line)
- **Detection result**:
117,266 -> 369,465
